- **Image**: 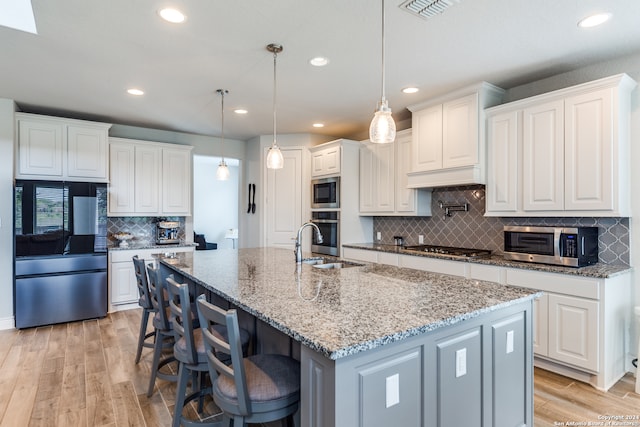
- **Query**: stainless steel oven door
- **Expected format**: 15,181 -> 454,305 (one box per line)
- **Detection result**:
311,211 -> 339,256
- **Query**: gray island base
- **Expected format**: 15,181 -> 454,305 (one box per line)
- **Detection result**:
157,248 -> 539,427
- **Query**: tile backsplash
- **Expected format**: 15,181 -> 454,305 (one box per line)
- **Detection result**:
374,185 -> 630,266
107,217 -> 185,246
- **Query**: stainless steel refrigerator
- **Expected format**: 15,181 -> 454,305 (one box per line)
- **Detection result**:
14,180 -> 108,328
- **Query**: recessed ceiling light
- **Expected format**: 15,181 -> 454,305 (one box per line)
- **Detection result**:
312,123 -> 325,128
402,87 -> 419,94
578,12 -> 611,28
158,8 -> 186,23
309,57 -> 329,67
127,88 -> 144,96
234,109 -> 248,114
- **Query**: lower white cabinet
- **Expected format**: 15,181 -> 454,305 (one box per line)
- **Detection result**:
108,246 -> 194,311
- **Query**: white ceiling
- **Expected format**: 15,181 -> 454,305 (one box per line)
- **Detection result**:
1,0 -> 639,142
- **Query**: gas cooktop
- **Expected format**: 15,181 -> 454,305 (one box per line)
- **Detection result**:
402,245 -> 492,259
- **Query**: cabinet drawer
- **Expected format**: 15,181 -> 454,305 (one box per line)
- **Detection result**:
468,264 -> 504,284
505,268 -> 600,300
378,252 -> 399,266
343,247 -> 378,263
399,254 -> 466,277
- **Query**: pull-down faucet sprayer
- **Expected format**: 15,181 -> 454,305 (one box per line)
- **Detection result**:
295,222 -> 323,263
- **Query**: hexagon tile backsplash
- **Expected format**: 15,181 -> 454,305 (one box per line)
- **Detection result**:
374,185 -> 630,266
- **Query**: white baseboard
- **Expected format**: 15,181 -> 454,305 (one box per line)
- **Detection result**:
109,302 -> 139,313
0,316 -> 15,330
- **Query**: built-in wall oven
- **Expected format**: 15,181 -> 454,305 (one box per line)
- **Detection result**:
311,211 -> 339,256
311,177 -> 339,209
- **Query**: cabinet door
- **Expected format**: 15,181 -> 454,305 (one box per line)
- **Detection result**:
108,143 -> 136,214
17,119 -> 64,177
487,110 -> 519,212
532,293 -> 549,357
548,293 -> 599,371
564,88 -> 613,211
522,99 -> 564,211
311,146 -> 340,177
110,261 -> 138,305
395,131 -> 415,213
374,143 -> 395,212
442,93 -> 479,169
359,145 -> 376,212
67,124 -> 108,180
134,145 -> 160,214
411,104 -> 442,172
162,147 -> 192,215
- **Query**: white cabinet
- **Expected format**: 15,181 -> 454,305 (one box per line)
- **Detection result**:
311,144 -> 341,177
406,82 -> 504,188
359,129 -> 431,216
108,246 -> 194,311
15,113 -> 111,181
108,138 -> 192,216
486,73 -> 636,217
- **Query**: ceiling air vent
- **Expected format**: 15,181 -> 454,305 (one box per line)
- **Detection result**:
399,0 -> 462,20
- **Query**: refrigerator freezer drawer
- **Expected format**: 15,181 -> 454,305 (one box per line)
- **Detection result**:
15,271 -> 107,328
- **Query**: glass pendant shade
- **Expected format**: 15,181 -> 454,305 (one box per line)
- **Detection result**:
369,99 -> 396,143
266,144 -> 284,169
216,159 -> 230,180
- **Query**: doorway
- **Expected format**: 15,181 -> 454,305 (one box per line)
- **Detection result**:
193,155 -> 239,249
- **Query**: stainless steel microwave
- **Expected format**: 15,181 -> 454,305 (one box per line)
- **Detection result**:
503,226 -> 599,267
311,177 -> 339,209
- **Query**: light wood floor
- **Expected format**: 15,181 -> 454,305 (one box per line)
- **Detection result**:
0,309 -> 639,427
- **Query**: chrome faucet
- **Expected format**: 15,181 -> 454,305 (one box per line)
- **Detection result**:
295,222 -> 323,263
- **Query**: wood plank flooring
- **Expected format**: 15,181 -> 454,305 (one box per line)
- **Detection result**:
0,309 -> 639,427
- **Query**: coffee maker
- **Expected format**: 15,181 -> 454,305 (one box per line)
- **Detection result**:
156,220 -> 180,245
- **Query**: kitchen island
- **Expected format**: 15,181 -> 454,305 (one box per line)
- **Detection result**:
158,248 -> 540,427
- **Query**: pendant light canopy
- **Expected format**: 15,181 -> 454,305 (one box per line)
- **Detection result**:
216,89 -> 230,181
266,43 -> 284,169
369,0 -> 396,144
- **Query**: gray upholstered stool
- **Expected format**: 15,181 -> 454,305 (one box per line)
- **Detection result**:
166,277 -> 251,427
146,263 -> 178,397
132,255 -> 156,364
196,295 -> 300,427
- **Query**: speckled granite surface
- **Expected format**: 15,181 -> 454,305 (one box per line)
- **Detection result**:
158,248 -> 539,360
108,242 -> 196,251
343,243 -> 631,279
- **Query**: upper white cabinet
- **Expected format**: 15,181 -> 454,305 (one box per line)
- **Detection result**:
108,137 -> 192,216
406,82 -> 505,188
311,144 -> 341,177
359,129 -> 432,216
15,113 -> 111,182
486,74 -> 637,217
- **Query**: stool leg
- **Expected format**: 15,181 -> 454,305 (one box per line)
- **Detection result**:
173,362 -> 189,427
147,329 -> 163,397
135,309 -> 151,364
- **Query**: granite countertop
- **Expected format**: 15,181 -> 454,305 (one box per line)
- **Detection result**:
342,243 -> 631,279
108,242 -> 197,251
158,248 -> 539,360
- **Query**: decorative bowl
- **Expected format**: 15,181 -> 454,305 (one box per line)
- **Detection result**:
113,232 -> 134,248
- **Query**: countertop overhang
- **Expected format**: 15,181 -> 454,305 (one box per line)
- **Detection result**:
158,248 -> 539,360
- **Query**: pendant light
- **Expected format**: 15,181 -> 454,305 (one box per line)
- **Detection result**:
216,89 -> 230,181
266,43 -> 284,169
369,0 -> 396,144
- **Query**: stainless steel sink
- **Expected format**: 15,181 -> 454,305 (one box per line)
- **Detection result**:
302,257 -> 363,269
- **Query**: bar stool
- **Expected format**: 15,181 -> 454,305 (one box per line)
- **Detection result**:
133,256 -> 156,364
196,295 -> 300,427
146,263 -> 178,397
166,277 -> 251,427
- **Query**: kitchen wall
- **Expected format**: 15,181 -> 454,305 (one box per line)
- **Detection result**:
0,99 -> 15,328
374,185 -> 630,266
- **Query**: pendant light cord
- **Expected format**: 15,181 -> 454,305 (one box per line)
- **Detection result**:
273,50 -> 278,145
221,90 -> 225,161
381,0 -> 386,103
